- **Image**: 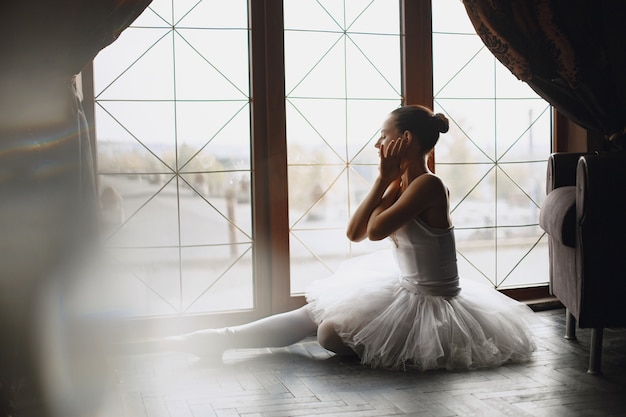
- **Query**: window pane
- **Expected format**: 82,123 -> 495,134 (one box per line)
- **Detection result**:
92,0 -> 252,318
433,0 -> 551,289
284,0 -> 402,295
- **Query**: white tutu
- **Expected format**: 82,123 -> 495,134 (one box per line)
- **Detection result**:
306,249 -> 537,371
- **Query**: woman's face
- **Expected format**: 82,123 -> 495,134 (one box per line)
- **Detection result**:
375,115 -> 402,154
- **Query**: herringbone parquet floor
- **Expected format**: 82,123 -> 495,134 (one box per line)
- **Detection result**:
82,308 -> 626,417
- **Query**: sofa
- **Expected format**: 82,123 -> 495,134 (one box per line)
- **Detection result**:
539,151 -> 626,374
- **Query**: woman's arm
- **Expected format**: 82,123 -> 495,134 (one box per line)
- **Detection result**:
367,174 -> 448,241
345,177 -> 400,242
346,138 -> 405,242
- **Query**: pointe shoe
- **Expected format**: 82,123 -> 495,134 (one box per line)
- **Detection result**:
175,328 -> 234,357
109,328 -> 233,357
108,337 -> 177,356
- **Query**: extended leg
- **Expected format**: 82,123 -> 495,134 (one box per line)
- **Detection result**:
113,306 -> 318,356
165,305 -> 318,356
225,305 -> 318,349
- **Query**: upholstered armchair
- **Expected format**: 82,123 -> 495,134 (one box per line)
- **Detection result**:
539,152 -> 626,374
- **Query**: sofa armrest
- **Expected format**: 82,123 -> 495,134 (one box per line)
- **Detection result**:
539,186 -> 576,247
546,152 -> 592,193
575,152 -> 626,328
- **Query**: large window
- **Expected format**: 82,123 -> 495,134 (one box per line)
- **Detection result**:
93,1 -> 253,318
283,0 -> 401,294
89,0 -> 551,323
432,0 -> 551,289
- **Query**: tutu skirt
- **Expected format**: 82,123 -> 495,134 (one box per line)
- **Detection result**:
306,250 -> 537,370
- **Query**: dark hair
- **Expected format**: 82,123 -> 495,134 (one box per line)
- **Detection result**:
390,105 -> 449,151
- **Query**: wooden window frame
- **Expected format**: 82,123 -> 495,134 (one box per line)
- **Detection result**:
83,1 -> 553,335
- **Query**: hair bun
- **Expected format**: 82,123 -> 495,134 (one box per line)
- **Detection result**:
432,113 -> 449,134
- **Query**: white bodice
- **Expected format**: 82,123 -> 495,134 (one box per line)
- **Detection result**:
393,218 -> 460,297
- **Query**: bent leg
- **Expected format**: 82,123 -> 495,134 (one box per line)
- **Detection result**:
317,319 -> 357,356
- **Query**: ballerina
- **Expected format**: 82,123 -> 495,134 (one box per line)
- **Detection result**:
132,104 -> 537,371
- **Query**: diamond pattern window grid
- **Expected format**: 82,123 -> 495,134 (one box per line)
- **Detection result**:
284,0 -> 402,294
94,0 -> 253,317
432,0 -> 551,289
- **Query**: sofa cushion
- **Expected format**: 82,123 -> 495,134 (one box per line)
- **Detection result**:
539,186 -> 576,247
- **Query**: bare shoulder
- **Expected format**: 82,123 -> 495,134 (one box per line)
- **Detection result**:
404,173 -> 451,228
408,173 -> 448,195
421,173 -> 446,186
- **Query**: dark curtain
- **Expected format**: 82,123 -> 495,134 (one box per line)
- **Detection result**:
0,1 -> 151,416
462,0 -> 626,150
1,0 -> 152,77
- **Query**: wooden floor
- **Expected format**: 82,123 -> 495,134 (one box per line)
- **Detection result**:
15,308 -> 626,417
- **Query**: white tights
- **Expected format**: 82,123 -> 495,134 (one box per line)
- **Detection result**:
222,305 -> 355,356
225,306 -> 318,349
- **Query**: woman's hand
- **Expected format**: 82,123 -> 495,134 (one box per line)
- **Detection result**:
346,137 -> 406,242
379,137 -> 406,182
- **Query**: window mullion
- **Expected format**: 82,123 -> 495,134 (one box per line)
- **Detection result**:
400,0 -> 433,108
249,0 -> 293,315
401,0 -> 434,170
